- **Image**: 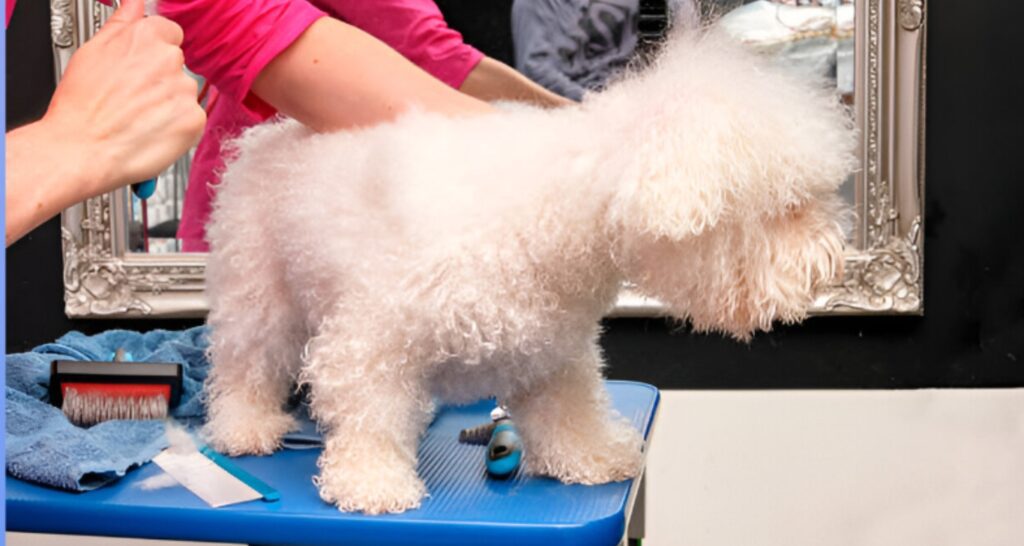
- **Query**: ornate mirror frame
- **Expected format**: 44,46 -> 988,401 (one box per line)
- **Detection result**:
53,0 -> 926,319
53,0 -> 207,317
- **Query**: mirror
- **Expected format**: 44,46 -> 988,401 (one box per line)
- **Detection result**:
53,0 -> 925,318
127,1 -> 856,254
716,0 -> 857,214
508,0 -> 856,212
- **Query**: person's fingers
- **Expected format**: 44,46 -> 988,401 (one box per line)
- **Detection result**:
97,0 -> 144,35
170,70 -> 199,103
139,15 -> 184,46
169,73 -> 206,143
150,40 -> 186,74
180,70 -> 199,95
183,105 -> 207,146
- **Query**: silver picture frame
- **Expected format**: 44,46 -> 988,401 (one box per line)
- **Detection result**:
52,0 -> 926,319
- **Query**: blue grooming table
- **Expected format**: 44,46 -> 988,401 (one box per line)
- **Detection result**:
7,380 -> 659,546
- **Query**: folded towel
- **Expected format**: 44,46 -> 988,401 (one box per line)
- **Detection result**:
5,327 -> 211,491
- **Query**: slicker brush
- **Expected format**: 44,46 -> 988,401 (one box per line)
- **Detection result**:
49,351 -> 182,427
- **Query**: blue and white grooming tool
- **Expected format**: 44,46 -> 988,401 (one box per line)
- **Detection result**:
151,428 -> 279,507
198,444 -> 280,502
459,405 -> 523,479
109,0 -> 160,204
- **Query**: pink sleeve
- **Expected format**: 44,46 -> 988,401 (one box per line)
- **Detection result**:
314,0 -> 483,89
159,0 -> 326,119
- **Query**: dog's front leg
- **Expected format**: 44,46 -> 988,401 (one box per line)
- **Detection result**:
304,329 -> 434,514
506,342 -> 645,485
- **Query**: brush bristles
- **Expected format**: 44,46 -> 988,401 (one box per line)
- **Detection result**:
61,388 -> 169,426
458,422 -> 497,445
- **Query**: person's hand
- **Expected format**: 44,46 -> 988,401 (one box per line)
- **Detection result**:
40,0 -> 205,195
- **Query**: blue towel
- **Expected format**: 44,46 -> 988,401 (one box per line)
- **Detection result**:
5,327 -> 211,491
280,403 -> 324,450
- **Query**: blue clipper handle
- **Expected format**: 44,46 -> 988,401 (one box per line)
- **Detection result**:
485,419 -> 523,479
132,179 -> 157,199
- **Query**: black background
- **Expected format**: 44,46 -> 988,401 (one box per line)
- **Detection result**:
6,0 -> 1023,388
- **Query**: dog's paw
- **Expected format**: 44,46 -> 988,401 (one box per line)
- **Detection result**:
528,419 -> 645,485
315,458 -> 426,515
202,407 -> 298,456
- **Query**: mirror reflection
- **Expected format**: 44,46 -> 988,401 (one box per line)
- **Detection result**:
716,0 -> 856,206
128,0 -> 856,255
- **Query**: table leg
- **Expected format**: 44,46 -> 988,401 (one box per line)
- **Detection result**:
621,474 -> 646,546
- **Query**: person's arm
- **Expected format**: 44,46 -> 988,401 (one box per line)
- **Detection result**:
5,0 -> 205,246
252,17 -> 491,132
459,56 -> 573,108
6,122 -> 99,246
320,0 -> 571,108
160,0 -> 491,133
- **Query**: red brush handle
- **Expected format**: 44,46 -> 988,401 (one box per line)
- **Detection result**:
62,383 -> 171,400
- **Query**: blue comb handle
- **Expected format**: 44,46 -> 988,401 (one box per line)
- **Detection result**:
198,445 -> 280,502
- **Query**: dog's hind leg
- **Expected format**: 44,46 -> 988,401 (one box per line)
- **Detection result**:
506,339 -> 645,485
302,315 -> 434,514
202,233 -> 305,456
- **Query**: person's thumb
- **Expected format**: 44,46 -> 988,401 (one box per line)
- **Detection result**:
98,0 -> 144,34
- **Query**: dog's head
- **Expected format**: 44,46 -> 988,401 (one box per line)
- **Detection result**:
609,192 -> 848,340
593,25 -> 856,339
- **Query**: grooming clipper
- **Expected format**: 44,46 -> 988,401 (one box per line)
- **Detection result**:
459,405 -> 524,479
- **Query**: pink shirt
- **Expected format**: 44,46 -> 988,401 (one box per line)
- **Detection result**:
176,0 -> 484,251
159,0 -> 327,120
8,0 -> 325,115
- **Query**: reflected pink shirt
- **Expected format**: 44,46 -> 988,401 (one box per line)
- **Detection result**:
177,0 -> 484,251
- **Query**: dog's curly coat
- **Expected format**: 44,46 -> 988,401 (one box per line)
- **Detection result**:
202,26 -> 856,514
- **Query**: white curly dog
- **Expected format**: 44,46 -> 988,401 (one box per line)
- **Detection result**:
201,26 -> 856,514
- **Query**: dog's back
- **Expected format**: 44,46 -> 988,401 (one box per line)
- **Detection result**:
210,104 -> 619,308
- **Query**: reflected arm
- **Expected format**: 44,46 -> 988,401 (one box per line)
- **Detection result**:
460,56 -> 574,108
